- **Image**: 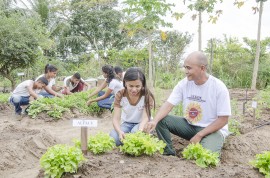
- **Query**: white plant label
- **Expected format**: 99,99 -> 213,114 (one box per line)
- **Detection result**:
251,101 -> 257,108
73,120 -> 98,127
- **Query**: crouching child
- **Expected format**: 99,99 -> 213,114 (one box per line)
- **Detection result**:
9,77 -> 48,116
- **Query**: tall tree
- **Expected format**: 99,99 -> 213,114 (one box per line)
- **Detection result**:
251,0 -> 268,89
184,0 -> 222,51
153,30 -> 192,71
69,0 -> 126,66
123,0 -> 173,88
0,12 -> 50,89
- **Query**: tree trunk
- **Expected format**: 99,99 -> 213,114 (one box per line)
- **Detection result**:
148,31 -> 153,89
4,74 -> 16,91
198,11 -> 202,51
251,1 -> 263,90
93,37 -> 101,69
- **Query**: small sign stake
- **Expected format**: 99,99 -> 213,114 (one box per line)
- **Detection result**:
73,119 -> 98,155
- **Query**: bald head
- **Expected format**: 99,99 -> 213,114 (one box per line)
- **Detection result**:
185,51 -> 208,67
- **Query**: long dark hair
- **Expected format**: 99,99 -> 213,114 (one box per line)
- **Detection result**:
102,65 -> 116,83
44,64 -> 58,74
123,67 -> 155,118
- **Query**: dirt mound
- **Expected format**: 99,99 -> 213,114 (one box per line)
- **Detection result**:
0,122 -> 58,177
0,89 -> 269,178
0,103 -> 12,111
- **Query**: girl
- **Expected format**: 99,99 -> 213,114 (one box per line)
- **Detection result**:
36,64 -> 62,98
87,65 -> 123,109
110,67 -> 155,146
114,66 -> 124,80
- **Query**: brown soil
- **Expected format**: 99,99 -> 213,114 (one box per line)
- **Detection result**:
0,89 -> 269,178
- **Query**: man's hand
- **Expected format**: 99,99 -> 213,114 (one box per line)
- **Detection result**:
190,133 -> 203,143
144,120 -> 157,133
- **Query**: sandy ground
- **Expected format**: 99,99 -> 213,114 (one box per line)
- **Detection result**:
0,89 -> 269,178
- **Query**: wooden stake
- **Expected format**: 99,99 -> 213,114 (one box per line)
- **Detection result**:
81,127 -> 88,156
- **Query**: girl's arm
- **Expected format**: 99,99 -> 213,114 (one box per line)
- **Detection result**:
139,108 -> 149,131
88,80 -> 107,98
112,107 -> 125,140
87,88 -> 112,105
52,85 -> 63,92
44,85 -> 62,97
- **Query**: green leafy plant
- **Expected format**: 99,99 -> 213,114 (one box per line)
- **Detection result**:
0,93 -> 10,104
40,144 -> 86,178
250,151 -> 270,177
28,89 -> 104,119
88,132 -> 116,154
228,118 -> 241,135
73,132 -> 116,154
182,143 -> 219,168
120,131 -> 166,156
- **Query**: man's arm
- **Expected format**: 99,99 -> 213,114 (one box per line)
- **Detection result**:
190,116 -> 229,143
81,80 -> 90,90
144,101 -> 174,133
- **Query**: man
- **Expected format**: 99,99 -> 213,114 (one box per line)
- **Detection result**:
145,51 -> 231,156
9,77 -> 48,116
62,72 -> 90,95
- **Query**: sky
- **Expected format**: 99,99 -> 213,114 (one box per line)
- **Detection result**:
165,0 -> 270,56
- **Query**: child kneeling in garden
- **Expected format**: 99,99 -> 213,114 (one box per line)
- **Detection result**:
110,67 -> 155,146
9,77 -> 48,116
62,72 -> 90,95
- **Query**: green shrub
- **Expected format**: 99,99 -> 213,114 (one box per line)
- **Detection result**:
0,93 -> 10,104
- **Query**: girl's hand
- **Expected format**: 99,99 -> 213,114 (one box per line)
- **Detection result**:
118,131 -> 125,141
87,100 -> 93,106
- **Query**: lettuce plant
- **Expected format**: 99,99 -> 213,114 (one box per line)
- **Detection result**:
120,131 -> 166,156
73,132 -> 116,154
250,151 -> 270,177
182,143 -> 219,168
88,132 -> 116,154
40,144 -> 86,178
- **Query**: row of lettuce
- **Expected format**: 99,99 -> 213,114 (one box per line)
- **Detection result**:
40,131 -> 270,178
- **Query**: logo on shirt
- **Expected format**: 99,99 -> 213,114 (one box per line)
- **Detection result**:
185,102 -> 202,124
187,95 -> 206,103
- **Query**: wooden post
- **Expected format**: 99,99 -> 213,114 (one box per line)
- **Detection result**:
81,127 -> 88,156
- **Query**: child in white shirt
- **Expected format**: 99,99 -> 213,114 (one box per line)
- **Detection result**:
110,67 -> 155,146
9,77 -> 48,115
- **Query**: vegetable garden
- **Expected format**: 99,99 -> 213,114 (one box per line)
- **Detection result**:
0,88 -> 270,177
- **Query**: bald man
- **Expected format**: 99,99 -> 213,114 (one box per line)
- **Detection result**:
145,51 -> 231,156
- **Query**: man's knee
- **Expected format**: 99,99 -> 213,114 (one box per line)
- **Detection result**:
200,131 -> 224,153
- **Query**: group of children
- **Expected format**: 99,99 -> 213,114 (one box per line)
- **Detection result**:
9,64 -> 154,146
